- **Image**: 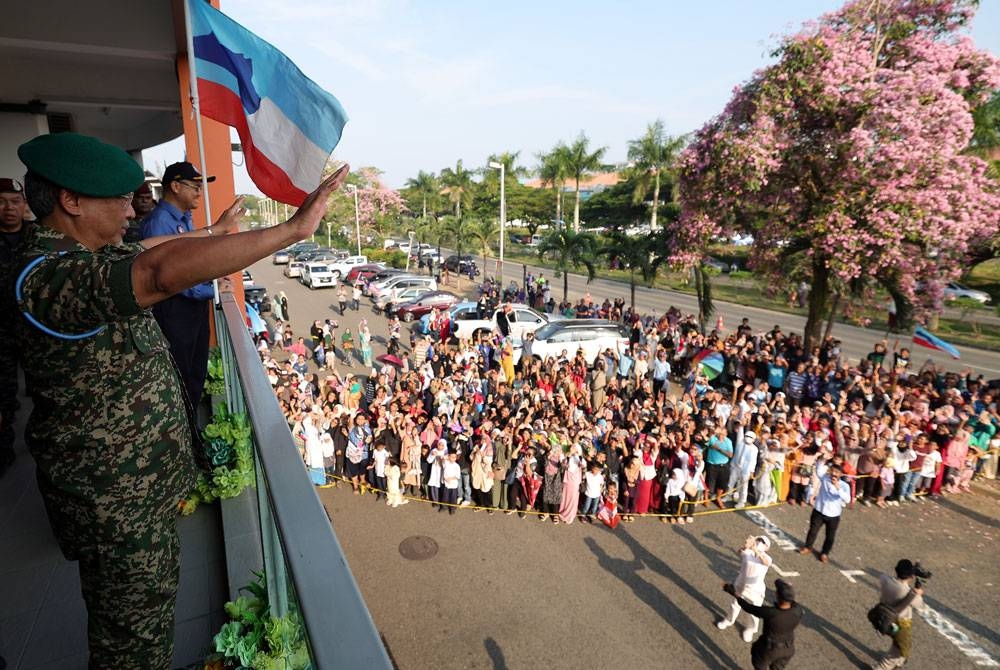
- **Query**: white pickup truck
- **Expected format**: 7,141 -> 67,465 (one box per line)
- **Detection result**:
300,262 -> 337,289
327,255 -> 368,280
450,302 -> 563,340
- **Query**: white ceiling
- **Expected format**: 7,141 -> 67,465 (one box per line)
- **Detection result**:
0,0 -> 186,151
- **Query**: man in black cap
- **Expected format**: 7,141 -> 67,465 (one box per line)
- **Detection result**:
140,161 -> 241,408
0,177 -> 32,476
122,181 -> 155,243
14,131 -> 348,669
723,578 -> 803,669
872,559 -> 924,669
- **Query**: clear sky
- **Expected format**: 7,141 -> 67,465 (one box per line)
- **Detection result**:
143,0 -> 1000,193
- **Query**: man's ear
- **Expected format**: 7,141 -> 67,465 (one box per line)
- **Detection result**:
59,189 -> 84,215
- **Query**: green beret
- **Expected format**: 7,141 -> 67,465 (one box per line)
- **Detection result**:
17,132 -> 144,197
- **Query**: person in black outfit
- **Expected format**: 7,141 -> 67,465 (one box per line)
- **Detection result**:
723,578 -> 803,670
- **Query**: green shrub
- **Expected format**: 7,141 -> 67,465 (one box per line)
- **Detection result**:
364,248 -> 407,268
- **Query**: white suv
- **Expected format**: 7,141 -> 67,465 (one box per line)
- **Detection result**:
300,262 -> 337,289
523,321 -> 630,366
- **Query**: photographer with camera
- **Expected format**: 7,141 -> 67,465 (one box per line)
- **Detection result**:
871,559 -> 927,669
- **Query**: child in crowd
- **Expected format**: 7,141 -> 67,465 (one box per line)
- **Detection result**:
916,442 -> 943,499
580,462 -> 605,522
663,467 -> 687,524
385,456 -> 407,507
370,442 -> 390,501
876,457 -> 895,509
597,483 -> 620,529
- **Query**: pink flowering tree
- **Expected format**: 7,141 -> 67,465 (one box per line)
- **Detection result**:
333,167 -> 408,242
675,0 -> 1000,347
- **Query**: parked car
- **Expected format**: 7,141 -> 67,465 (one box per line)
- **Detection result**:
363,268 -> 410,295
284,261 -> 305,278
272,249 -> 291,264
443,254 -> 480,275
375,286 -> 434,312
943,282 -> 991,304
241,270 -> 254,286
522,321 -> 631,366
327,255 -> 369,280
245,286 -> 270,313
394,291 -> 460,322
704,256 -> 737,273
449,302 -> 564,340
419,249 -> 443,265
344,263 -> 385,285
369,274 -> 435,300
300,262 -> 338,289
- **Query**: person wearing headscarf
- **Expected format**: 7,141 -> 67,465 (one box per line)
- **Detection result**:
718,534 -> 774,642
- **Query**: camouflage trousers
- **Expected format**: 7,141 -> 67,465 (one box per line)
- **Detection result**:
38,475 -> 181,670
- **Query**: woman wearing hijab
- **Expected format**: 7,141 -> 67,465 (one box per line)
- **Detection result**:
359,321 -> 374,368
558,444 -> 585,524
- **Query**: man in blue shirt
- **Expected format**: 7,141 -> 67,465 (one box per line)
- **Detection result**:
798,465 -> 852,562
140,162 -> 235,407
704,426 -> 734,509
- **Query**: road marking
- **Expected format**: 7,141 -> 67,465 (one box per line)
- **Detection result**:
839,570 -> 866,584
917,606 -> 999,667
744,510 -> 799,552
772,563 -> 799,577
745,510 -> 999,667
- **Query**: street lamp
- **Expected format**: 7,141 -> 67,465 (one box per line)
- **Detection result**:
325,220 -> 332,247
346,185 -> 362,256
406,230 -> 416,271
488,161 -> 506,285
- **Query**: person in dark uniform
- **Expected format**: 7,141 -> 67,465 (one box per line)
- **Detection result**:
140,161 -> 240,407
723,578 -> 803,670
0,177 -> 32,476
14,132 -> 348,669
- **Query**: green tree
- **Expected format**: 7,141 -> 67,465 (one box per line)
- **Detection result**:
603,230 -> 669,310
440,160 -> 475,218
562,132 -> 607,232
536,229 -> 598,302
403,170 -> 440,219
536,143 -> 571,227
465,218 -> 500,275
626,120 -> 686,230
580,177 -> 648,232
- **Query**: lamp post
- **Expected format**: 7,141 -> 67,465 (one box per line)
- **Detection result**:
406,230 -> 416,272
488,161 -> 506,285
346,185 -> 361,255
325,220 -> 332,247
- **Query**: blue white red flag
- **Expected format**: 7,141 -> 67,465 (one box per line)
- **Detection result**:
912,326 -> 961,359
188,0 -> 348,205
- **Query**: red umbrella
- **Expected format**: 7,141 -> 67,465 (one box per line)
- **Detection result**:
376,353 -> 404,367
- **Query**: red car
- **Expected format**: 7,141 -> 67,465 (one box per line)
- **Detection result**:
344,263 -> 384,285
393,290 -> 460,321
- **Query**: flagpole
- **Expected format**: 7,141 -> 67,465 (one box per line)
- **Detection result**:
183,0 -> 218,301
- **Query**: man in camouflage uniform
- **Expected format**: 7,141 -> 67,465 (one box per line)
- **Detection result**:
0,177 -> 32,476
14,132 -> 348,669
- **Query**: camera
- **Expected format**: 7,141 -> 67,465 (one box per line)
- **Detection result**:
913,562 -> 932,589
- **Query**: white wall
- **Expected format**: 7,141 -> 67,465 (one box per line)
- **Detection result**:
0,113 -> 49,181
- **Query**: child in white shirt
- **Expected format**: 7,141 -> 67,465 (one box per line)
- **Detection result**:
580,462 -> 605,522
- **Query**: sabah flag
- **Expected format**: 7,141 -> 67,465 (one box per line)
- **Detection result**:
188,0 -> 348,205
912,326 -> 961,359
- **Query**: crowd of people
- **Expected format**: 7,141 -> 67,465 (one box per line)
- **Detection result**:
256,274 -> 1000,533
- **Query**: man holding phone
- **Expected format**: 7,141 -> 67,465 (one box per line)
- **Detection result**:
798,464 -> 852,562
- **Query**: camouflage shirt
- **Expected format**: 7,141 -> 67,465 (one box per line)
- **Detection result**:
15,226 -> 197,530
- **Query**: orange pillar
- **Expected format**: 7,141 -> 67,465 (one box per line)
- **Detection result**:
176,49 -> 246,338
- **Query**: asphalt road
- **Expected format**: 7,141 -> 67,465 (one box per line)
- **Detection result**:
250,257 -> 1000,670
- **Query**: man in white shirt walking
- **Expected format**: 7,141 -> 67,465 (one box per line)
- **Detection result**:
798,465 -> 852,563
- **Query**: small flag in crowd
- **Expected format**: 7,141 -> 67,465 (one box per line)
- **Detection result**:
912,326 -> 961,359
188,0 -> 348,205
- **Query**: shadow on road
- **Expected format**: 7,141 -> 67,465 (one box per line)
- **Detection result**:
803,606 -> 879,669
932,495 -> 1000,531
584,530 -> 738,670
484,637 -> 507,670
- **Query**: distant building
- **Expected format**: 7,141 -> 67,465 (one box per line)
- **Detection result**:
524,171 -> 623,201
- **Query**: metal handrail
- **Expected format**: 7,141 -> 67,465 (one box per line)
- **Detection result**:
218,292 -> 392,669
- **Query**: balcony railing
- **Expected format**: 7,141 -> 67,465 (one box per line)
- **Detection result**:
214,291 -> 392,669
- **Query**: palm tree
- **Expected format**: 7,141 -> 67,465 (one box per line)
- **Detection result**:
562,133 -> 607,232
465,218 -> 500,275
439,215 -> 471,290
603,230 -> 668,310
537,144 -> 570,228
404,170 -> 439,219
626,120 -> 687,230
439,160 -> 474,218
536,229 -> 598,302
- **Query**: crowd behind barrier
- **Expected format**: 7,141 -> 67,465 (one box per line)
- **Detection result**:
252,272 -> 1000,527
